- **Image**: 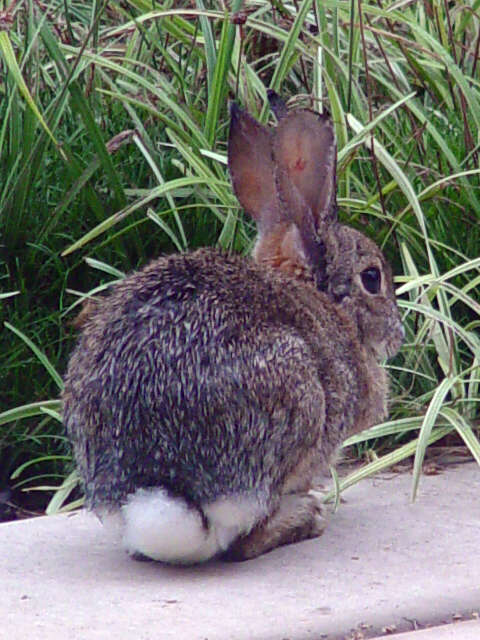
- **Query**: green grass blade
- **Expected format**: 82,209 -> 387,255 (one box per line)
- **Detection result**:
4,323 -> 64,391
269,0 -> 313,94
11,455 -> 71,481
0,32 -> 63,155
0,291 -> 20,300
84,258 -> 126,279
195,0 -> 216,90
323,427 -> 451,503
61,176 -> 225,255
440,408 -> 480,467
147,208 -> 185,253
46,470 -> 81,515
0,400 -> 62,427
204,1 -> 244,146
411,377 -> 459,500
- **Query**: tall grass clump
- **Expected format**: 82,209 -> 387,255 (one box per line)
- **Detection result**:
0,0 -> 479,516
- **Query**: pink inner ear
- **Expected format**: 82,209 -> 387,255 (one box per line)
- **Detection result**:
292,157 -> 307,172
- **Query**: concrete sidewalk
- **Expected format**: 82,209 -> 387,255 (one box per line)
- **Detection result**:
376,621 -> 479,640
1,463 -> 479,639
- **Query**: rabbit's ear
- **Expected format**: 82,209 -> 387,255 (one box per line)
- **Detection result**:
273,110 -> 337,233
267,90 -> 289,121
228,103 -> 283,230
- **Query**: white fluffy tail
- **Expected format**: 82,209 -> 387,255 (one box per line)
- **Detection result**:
122,488 -> 216,564
120,487 -> 266,565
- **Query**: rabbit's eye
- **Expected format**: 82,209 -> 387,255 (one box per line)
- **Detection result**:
361,267 -> 381,294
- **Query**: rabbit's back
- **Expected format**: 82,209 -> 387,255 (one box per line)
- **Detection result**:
63,248 -> 348,512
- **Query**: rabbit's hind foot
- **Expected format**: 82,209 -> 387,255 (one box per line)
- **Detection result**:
224,491 -> 326,562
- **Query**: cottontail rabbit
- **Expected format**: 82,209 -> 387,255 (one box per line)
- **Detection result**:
63,96 -> 404,564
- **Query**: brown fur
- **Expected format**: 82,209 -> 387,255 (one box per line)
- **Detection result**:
71,298 -> 100,330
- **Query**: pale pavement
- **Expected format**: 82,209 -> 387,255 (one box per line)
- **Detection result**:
1,463 -> 479,639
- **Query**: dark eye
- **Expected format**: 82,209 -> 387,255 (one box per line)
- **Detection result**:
361,267 -> 381,294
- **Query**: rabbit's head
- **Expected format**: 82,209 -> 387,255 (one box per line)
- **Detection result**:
228,99 -> 404,361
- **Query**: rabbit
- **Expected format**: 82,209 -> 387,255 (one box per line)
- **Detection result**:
62,95 -> 404,564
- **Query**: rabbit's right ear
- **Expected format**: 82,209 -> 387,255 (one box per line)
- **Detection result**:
273,110 -> 337,234
228,103 -> 283,231
267,90 -> 289,121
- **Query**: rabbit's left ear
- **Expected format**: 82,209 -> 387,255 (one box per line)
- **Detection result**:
273,110 -> 337,235
228,103 -> 284,232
